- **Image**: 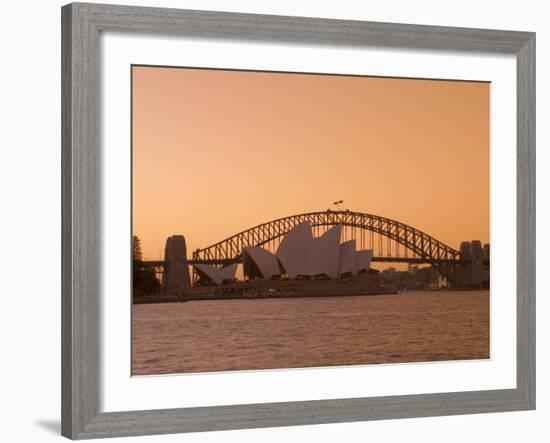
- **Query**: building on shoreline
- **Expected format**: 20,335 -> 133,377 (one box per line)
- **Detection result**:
195,222 -> 373,286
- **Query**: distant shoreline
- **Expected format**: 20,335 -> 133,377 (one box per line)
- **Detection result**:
133,287 -> 399,304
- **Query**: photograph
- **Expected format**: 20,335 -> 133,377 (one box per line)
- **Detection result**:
0,0 -> 540,440
131,65 -> 490,376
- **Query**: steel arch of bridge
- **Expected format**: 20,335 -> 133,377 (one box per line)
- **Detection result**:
192,210 -> 460,268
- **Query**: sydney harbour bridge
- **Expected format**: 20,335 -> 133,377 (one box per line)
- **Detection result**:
144,210 -> 488,288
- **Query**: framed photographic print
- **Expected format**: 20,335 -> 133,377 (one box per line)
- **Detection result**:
61,2 -> 535,439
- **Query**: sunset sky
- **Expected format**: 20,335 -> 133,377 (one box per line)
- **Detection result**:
132,66 -> 489,264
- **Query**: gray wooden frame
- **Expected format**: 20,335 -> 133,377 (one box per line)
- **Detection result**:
61,2 -> 536,439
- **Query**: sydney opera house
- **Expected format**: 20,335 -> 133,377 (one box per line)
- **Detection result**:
193,222 -> 373,286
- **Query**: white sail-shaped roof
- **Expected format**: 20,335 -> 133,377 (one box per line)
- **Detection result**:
276,252 -> 311,279
339,240 -> 357,276
220,264 -> 238,281
243,246 -> 281,280
276,221 -> 315,279
356,249 -> 373,273
307,225 -> 342,279
277,221 -> 314,257
194,263 -> 238,285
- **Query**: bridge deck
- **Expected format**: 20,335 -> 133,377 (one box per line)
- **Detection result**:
143,257 -> 476,267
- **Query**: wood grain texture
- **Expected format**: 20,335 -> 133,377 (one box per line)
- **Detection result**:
61,4 -> 74,437
516,35 -> 536,408
75,2 -> 532,53
62,3 -> 101,438
61,2 -> 536,439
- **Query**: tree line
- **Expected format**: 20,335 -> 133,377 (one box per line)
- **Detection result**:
133,235 -> 161,296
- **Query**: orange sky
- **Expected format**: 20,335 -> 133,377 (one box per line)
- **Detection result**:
132,66 -> 489,263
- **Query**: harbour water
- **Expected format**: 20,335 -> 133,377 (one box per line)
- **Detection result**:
132,290 -> 489,375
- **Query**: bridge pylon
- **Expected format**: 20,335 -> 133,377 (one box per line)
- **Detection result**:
162,235 -> 190,292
